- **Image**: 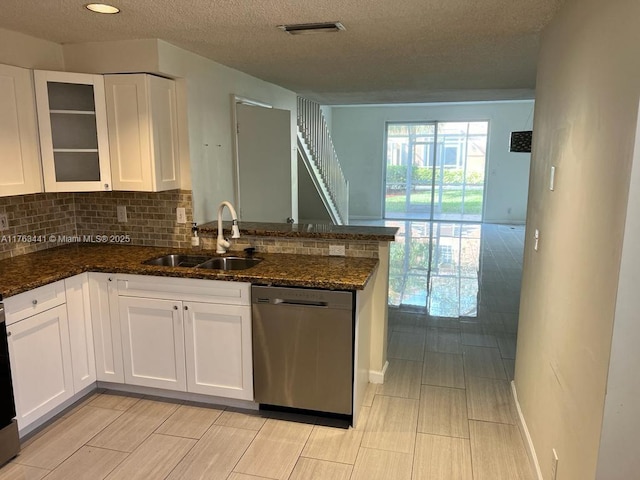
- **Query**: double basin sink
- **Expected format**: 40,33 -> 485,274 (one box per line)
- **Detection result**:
143,254 -> 262,271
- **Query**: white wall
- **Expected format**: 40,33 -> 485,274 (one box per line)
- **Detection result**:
594,100 -> 640,479
515,1 -> 640,479
156,41 -> 298,224
329,101 -> 534,223
0,28 -> 64,70
63,39 -> 298,224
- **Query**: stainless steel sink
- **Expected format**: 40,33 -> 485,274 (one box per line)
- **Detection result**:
143,254 -> 213,268
196,256 -> 262,271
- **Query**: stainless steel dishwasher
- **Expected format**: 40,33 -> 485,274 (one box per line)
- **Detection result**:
251,285 -> 354,416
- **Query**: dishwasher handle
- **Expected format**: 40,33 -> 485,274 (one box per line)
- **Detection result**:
273,298 -> 328,307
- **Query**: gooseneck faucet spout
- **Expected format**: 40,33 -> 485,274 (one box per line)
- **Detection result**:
217,201 -> 240,254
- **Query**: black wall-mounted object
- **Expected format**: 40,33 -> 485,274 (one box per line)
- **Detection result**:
510,130 -> 533,153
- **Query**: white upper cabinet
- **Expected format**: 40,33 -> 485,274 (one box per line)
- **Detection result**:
34,70 -> 112,192
0,64 -> 43,197
105,74 -> 180,192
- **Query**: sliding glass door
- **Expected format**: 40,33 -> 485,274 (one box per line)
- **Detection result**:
384,121 -> 488,221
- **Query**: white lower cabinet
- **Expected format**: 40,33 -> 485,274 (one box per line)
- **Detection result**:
88,273 -> 124,383
115,275 -> 253,400
65,273 -> 97,392
6,304 -> 74,430
184,301 -> 253,400
119,296 -> 186,391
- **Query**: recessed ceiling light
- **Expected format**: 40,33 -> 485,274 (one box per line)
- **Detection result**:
85,3 -> 120,14
278,22 -> 345,35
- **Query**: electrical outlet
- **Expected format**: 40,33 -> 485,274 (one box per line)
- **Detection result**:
551,449 -> 559,480
176,207 -> 187,224
116,205 -> 127,223
329,244 -> 346,256
0,213 -> 8,231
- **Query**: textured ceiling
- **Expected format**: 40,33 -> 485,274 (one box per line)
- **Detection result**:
0,0 -> 563,104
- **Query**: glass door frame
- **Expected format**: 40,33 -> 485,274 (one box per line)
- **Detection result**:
383,119 -> 490,222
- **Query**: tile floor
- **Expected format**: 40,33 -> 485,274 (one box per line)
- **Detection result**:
0,222 -> 534,480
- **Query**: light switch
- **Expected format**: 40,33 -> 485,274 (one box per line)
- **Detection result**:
534,229 -> 539,251
550,166 -> 556,191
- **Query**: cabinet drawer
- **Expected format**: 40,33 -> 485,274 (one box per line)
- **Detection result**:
4,281 -> 67,325
115,274 -> 250,306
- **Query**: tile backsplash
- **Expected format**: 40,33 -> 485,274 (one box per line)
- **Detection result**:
0,193 -> 76,260
197,234 -> 380,258
74,190 -> 193,249
0,190 -> 192,260
1,189 -> 380,261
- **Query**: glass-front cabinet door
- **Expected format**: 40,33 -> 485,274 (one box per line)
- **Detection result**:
34,71 -> 112,192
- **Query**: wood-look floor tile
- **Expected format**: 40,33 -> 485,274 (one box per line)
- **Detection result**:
16,406 -> 123,470
425,328 -> 462,354
0,463 -> 49,480
466,376 -> 517,425
87,399 -> 179,452
412,433 -> 473,480
42,446 -> 127,480
351,447 -> 412,480
88,393 -> 141,411
387,331 -> 426,362
362,382 -> 376,407
376,359 -> 422,399
289,458 -> 352,480
460,321 -> 505,335
462,346 -> 506,379
426,316 -> 459,329
417,385 -> 469,438
166,425 -> 256,480
214,410 -> 267,431
155,404 -> 223,439
104,434 -> 195,480
227,474 -> 272,480
353,406 -> 371,430
460,332 -> 497,348
469,420 -> 534,480
234,419 -> 313,479
496,335 -> 517,359
503,359 -> 516,381
301,408 -> 368,464
423,352 -> 465,389
61,393 -> 101,418
362,395 -> 418,454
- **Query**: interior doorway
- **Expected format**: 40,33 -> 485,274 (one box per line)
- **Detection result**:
384,121 -> 488,221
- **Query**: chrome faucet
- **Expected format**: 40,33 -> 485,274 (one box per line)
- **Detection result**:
216,201 -> 240,254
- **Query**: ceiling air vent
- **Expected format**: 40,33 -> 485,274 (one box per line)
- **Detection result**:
278,22 -> 345,35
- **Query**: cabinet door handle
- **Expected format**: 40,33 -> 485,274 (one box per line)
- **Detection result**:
104,183 -> 110,190
32,299 -> 38,305
173,305 -> 179,310
108,277 -> 113,282
7,331 -> 11,337
184,306 -> 189,311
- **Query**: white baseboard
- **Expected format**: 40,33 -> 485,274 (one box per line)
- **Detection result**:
369,360 -> 389,384
511,380 -> 543,480
97,382 -> 259,411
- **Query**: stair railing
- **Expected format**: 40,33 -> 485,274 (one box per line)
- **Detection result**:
297,96 -> 349,224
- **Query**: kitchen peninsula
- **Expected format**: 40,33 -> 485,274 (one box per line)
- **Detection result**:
0,222 -> 397,436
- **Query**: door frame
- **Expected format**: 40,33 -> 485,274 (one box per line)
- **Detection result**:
382,119 -> 490,222
230,94 -> 273,215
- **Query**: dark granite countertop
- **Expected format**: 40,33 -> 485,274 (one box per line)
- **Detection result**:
198,221 -> 398,241
0,244 -> 379,298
